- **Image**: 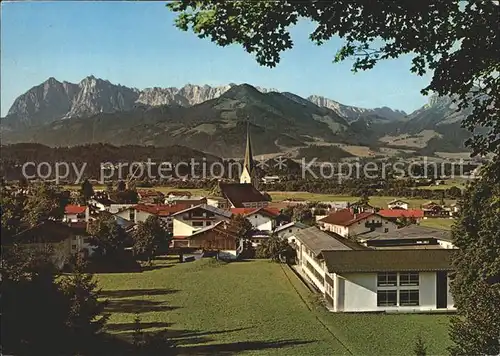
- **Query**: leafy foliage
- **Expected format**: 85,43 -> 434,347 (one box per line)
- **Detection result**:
414,335 -> 428,356
88,215 -> 128,258
255,234 -> 295,263
449,158 -> 500,355
132,215 -> 170,262
22,182 -> 68,227
230,213 -> 254,240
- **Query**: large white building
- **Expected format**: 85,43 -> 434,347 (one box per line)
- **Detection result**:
172,204 -> 232,240
292,227 -> 456,313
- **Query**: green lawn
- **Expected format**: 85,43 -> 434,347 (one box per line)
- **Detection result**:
96,259 -> 452,355
420,218 -> 456,230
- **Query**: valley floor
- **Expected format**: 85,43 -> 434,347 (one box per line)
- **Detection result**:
97,258 -> 452,356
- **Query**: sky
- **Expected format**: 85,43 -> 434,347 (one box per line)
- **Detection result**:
1,1 -> 434,117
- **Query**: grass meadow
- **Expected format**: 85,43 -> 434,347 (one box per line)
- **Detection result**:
97,259 -> 452,356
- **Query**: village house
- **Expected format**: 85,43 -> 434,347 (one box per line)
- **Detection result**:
172,204 -> 232,242
421,201 -> 451,218
63,205 -> 90,223
356,225 -> 456,249
377,209 -> 424,223
9,221 -> 94,268
186,220 -> 239,250
274,221 -> 308,240
114,204 -> 188,232
291,227 -> 455,312
137,189 -> 165,204
318,209 -> 398,238
387,199 -> 409,210
206,196 -> 230,209
230,207 -> 280,231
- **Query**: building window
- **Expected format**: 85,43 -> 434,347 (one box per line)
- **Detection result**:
399,272 -> 419,286
288,229 -> 292,233
384,228 -> 389,233
205,221 -> 211,226
192,210 -> 203,217
399,290 -> 419,306
377,272 -> 397,287
192,221 -> 204,227
377,290 -> 397,306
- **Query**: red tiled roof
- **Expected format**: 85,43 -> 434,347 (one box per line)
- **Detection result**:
230,208 -> 258,215
378,209 -> 424,218
137,189 -> 165,197
134,204 -> 190,217
230,207 -> 280,217
65,205 -> 87,214
319,209 -> 374,226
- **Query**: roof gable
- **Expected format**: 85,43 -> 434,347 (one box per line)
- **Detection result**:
319,209 -> 375,226
219,183 -> 270,208
172,204 -> 232,218
293,227 -> 353,257
321,249 -> 454,273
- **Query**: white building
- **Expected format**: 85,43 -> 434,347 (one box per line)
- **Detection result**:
318,209 -> 398,238
292,227 -> 456,313
63,205 -> 90,223
320,249 -> 455,312
172,204 -> 232,238
230,207 -> 280,232
114,204 -> 187,231
274,221 -> 308,240
387,199 -> 409,210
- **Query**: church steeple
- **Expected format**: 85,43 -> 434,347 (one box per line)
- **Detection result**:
244,120 -> 254,174
240,120 -> 256,185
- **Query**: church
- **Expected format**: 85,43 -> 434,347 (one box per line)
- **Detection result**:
218,122 -> 271,208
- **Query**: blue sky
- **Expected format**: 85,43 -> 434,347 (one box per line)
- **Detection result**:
1,1 -> 434,117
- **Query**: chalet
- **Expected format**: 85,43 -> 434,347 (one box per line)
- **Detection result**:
9,221 -> 93,268
318,209 -> 398,238
186,220 -> 239,249
172,204 -> 232,239
357,225 -> 455,249
421,201 -> 450,218
219,183 -> 271,208
115,204 -> 188,232
348,201 -> 377,213
387,199 -> 409,210
63,205 -> 89,223
137,189 -> 165,204
377,209 -> 424,223
230,207 -> 280,231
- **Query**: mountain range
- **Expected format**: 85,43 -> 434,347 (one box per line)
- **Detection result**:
1,76 -> 470,157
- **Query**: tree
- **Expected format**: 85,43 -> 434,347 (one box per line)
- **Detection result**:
292,205 -> 314,225
414,335 -> 428,356
170,1 -> 499,157
87,215 -> 128,258
132,216 -> 170,263
256,234 -> 295,263
116,180 -> 126,192
448,159 -> 500,356
58,256 -> 108,349
230,214 -> 253,240
22,183 -> 67,227
0,185 -> 25,240
80,179 -> 95,202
